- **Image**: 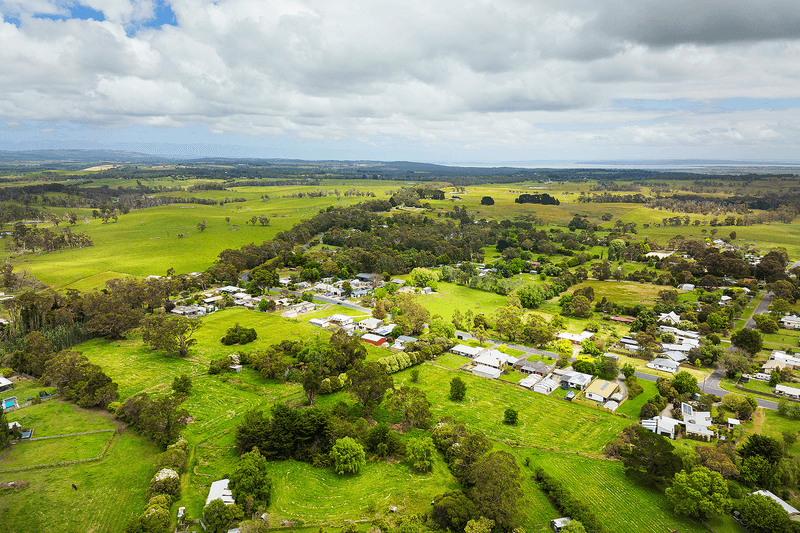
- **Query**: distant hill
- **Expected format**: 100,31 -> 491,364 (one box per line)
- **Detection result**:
0,149 -> 174,164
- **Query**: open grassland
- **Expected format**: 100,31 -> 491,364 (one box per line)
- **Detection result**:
266,457 -> 459,527
565,280 -> 667,307
415,282 -> 510,319
6,399 -> 114,436
0,420 -> 160,533
526,449 -> 707,533
0,431 -> 112,469
407,354 -> 630,454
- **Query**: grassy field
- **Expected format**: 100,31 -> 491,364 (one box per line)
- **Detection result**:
526,449 -> 708,533
0,431 -> 112,469
6,398 -> 114,436
564,280 -> 667,307
0,412 -> 160,533
414,282 -> 510,320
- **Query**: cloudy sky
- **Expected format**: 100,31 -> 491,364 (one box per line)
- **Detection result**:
1,0 -> 800,162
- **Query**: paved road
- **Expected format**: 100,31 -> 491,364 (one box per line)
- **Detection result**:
634,371 -> 658,382
312,295 -> 372,313
745,291 -> 773,329
699,368 -> 779,410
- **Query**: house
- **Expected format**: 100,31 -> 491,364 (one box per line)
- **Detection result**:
471,364 -> 503,379
0,376 -> 12,393
662,351 -> 688,363
355,273 -> 381,283
327,314 -> 354,326
646,358 -> 680,374
309,318 -> 329,328
642,416 -> 682,439
550,517 -> 572,532
171,305 -> 206,318
206,479 -> 235,506
216,286 -> 240,294
769,351 -> 800,369
391,336 -> 417,350
584,379 -> 619,402
681,403 -> 712,426
389,279 -> 405,285
519,374 -> 543,389
658,311 -> 682,325
451,344 -> 484,358
361,334 -> 387,347
533,376 -> 560,395
473,349 -> 515,370
660,343 -> 693,353
678,283 -> 695,291
357,317 -> 383,331
610,316 -> 635,324
557,331 -> 594,345
775,384 -> 800,399
513,359 -> 555,377
749,490 -> 800,518
553,369 -> 592,390
728,418 -> 741,429
685,423 -> 714,440
780,315 -> 800,330
618,337 -> 639,350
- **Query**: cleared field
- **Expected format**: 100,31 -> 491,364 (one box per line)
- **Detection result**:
526,450 -> 707,533
414,282 -> 510,320
565,280 -> 667,307
0,421 -> 160,533
6,399 -> 115,436
0,431 -> 112,469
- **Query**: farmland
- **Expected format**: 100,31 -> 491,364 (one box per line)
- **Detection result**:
2,165 -> 800,533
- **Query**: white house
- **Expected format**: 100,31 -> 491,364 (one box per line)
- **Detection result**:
451,344 -> 483,358
780,315 -> 800,330
472,364 -> 503,379
533,376 -> 560,395
391,336 -> 417,350
327,314 -> 354,326
206,479 -> 235,506
662,351 -> 688,363
770,351 -> 800,369
658,311 -> 681,325
0,376 -> 12,393
646,358 -> 680,374
357,317 -> 383,332
473,349 -> 515,370
775,384 -> 800,399
519,374 -> 543,389
372,324 -> 397,337
642,416 -> 681,439
557,331 -> 594,345
309,318 -> 329,328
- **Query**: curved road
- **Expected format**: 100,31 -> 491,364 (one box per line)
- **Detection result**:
745,291 -> 773,329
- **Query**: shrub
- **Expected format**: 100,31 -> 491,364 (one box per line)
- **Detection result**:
107,401 -> 122,414
148,468 -> 180,500
221,324 -> 258,345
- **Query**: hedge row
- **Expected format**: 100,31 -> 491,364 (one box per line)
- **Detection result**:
534,467 -> 604,533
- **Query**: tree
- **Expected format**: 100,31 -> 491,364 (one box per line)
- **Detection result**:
0,406 -> 11,448
431,491 -> 478,532
620,425 -> 681,483
172,375 -> 192,395
407,436 -> 436,472
739,493 -> 792,533
465,517 -> 494,533
671,371 -> 699,396
409,268 -> 439,288
561,522 -> 587,533
569,295 -> 592,318
347,362 -> 393,417
85,291 -> 144,339
196,219 -> 207,232
139,394 -> 190,448
515,283 -> 545,309
597,356 -> 619,381
665,467 -> 732,519
467,451 -> 523,530
480,196 -> 495,206
503,407 -> 518,425
386,386 -> 432,430
203,499 -> 244,533
722,350 -> 751,378
330,436 -> 366,475
450,376 -> 466,401
141,312 -> 201,358
620,363 -> 636,379
731,328 -> 763,355
302,364 -> 324,406
229,447 -> 272,515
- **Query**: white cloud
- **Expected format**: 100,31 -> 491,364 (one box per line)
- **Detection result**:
1,0 -> 800,159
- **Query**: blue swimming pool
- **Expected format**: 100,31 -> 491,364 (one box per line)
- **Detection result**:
4,399 -> 15,408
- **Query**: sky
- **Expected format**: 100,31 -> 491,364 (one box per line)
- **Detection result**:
1,0 -> 800,163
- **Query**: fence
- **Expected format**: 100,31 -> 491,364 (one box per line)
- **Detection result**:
0,429 -> 117,473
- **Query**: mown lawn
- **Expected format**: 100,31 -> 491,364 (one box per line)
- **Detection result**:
565,280 -> 667,307
413,282 -> 509,320
526,450 -> 708,533
616,379 -> 659,419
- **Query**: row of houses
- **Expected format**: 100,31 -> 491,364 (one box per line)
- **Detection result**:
309,315 -> 418,351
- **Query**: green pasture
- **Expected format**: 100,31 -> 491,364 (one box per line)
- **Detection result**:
6,398 -> 114,436
0,419 -> 160,533
1,379 -> 55,406
526,449 -> 707,533
0,431 -> 112,469
757,409 -> 800,456
414,282 -> 509,320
